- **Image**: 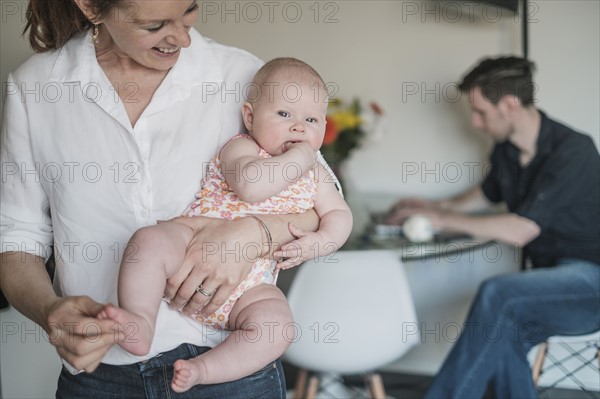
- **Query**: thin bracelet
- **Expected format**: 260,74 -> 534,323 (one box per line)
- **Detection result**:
249,215 -> 273,257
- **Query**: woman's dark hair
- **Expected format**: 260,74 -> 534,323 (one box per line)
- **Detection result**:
24,0 -> 122,53
458,56 -> 536,105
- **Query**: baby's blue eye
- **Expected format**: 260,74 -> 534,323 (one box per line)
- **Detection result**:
306,117 -> 317,123
278,111 -> 290,117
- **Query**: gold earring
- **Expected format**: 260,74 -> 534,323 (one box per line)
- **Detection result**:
92,24 -> 100,44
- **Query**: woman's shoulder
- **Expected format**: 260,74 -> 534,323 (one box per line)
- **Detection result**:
9,32 -> 88,84
9,49 -> 58,83
189,29 -> 263,80
199,33 -> 262,66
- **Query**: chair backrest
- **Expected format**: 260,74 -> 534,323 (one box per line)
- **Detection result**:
532,331 -> 600,391
284,250 -> 419,374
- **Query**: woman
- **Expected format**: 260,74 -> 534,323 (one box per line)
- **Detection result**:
0,0 -> 319,397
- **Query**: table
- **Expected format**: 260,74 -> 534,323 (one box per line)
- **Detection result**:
344,222 -> 491,262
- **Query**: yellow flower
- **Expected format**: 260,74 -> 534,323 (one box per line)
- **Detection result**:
331,110 -> 362,131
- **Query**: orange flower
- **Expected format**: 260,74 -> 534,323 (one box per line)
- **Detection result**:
369,101 -> 384,116
323,115 -> 339,145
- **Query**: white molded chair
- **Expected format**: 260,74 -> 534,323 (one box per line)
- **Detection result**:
531,331 -> 600,397
284,250 -> 419,399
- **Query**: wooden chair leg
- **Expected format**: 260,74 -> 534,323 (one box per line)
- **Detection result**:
366,373 -> 386,399
305,375 -> 320,399
532,341 -> 548,386
294,369 -> 308,399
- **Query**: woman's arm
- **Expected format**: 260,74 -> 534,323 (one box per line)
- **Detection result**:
0,75 -> 123,372
0,252 -> 124,372
220,138 -> 316,203
0,252 -> 56,326
164,210 -> 319,317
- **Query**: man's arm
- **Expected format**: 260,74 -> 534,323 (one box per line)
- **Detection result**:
433,184 -> 540,245
387,186 -> 496,225
432,212 -> 540,246
437,186 -> 499,213
388,185 -> 540,245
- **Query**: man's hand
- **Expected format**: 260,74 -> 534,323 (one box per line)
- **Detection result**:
45,296 -> 126,373
164,216 -> 259,318
386,198 -> 438,225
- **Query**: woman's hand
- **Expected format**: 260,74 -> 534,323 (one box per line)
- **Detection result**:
164,216 -> 261,318
273,222 -> 327,270
45,296 -> 126,373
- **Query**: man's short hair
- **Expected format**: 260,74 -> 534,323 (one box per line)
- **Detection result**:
458,56 -> 536,105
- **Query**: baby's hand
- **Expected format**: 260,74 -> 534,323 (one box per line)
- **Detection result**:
287,142 -> 317,171
273,222 -> 329,270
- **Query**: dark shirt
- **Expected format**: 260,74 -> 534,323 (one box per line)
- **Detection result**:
481,111 -> 600,268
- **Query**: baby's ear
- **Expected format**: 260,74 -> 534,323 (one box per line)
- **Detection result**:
241,102 -> 254,131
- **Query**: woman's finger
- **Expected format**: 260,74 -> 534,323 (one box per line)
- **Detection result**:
287,222 -> 306,238
277,257 -> 303,270
275,246 -> 301,260
165,259 -> 194,303
58,341 -> 114,373
180,287 -> 214,317
169,266 -> 206,312
196,285 -> 233,318
167,232 -> 210,307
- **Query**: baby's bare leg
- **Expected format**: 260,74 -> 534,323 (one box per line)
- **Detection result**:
98,221 -> 194,356
171,284 -> 292,392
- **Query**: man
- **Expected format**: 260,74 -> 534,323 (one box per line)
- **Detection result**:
387,56 -> 600,398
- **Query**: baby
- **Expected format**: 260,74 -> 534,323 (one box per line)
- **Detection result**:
99,57 -> 353,392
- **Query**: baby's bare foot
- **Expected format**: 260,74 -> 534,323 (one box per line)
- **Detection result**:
171,358 -> 209,393
97,304 -> 153,356
97,304 -> 118,321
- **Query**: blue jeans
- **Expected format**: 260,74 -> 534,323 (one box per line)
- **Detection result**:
425,258 -> 600,399
56,344 -> 286,398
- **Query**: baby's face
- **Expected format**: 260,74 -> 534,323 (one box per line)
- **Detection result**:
249,80 -> 328,156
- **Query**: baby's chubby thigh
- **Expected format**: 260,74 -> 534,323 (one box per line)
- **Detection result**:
129,220 -> 195,276
228,284 -> 294,351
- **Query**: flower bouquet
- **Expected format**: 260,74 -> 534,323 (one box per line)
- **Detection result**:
321,98 -> 384,171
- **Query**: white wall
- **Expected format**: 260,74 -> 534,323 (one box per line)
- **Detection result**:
0,307 -> 62,398
530,1 -> 600,142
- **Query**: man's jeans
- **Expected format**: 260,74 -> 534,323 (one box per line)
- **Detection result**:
56,343 -> 286,398
425,258 -> 600,398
